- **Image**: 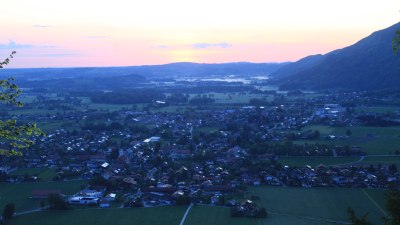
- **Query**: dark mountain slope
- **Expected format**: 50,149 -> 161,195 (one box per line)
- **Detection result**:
271,22 -> 400,90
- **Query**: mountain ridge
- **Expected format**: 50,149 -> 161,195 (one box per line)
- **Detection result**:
0,62 -> 286,80
271,22 -> 400,90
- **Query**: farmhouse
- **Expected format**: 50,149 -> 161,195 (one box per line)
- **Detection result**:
78,186 -> 106,198
68,196 -> 99,205
143,136 -> 161,143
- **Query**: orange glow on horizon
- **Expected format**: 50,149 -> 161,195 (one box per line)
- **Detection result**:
0,0 -> 399,68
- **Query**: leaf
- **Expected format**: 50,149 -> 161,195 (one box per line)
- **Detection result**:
0,52 -> 45,156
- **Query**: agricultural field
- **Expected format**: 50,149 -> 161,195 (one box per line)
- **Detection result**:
86,103 -> 136,112
153,104 -> 244,114
186,205 -> 334,225
248,186 -> 387,225
285,93 -> 326,101
10,168 -> 57,182
185,206 -> 263,225
36,120 -> 80,133
9,206 -> 187,225
80,97 -> 142,112
8,186 -> 388,225
297,125 -> 400,155
355,106 -> 400,114
188,92 -> 273,104
0,180 -> 87,213
356,155 -> 400,167
151,105 -> 191,113
9,108 -> 65,116
16,93 -> 64,104
16,94 -> 37,104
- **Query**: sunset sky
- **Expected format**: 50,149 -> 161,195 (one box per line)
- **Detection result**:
1,0 -> 399,68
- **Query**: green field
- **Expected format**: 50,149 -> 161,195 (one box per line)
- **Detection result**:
298,125 -> 400,155
213,93 -> 270,104
7,186 -> 389,225
10,205 -> 350,225
10,206 -> 187,225
357,155 -> 400,167
185,206 -> 263,225
36,120 -> 80,133
10,108 -> 64,116
152,105 -> 190,113
76,96 -> 138,111
0,181 -> 87,213
11,168 -> 57,182
356,106 -> 400,114
87,103 -> 135,111
17,95 -> 37,104
248,186 -> 387,225
195,126 -> 219,134
188,92 -> 273,104
277,156 -> 360,167
286,93 -> 326,101
186,205 -> 336,225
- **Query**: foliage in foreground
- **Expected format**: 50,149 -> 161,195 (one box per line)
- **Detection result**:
393,29 -> 400,55
47,194 -> 69,210
348,188 -> 400,225
0,52 -> 44,156
2,203 -> 16,222
347,208 -> 374,225
383,188 -> 400,225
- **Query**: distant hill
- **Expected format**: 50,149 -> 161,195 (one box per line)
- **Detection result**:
0,62 -> 285,80
271,22 -> 400,90
15,74 -> 148,90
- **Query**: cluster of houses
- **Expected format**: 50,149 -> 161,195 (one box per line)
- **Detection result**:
67,186 -> 117,208
261,164 -> 399,188
230,200 -> 268,218
2,90 -> 400,211
4,157 -> 398,210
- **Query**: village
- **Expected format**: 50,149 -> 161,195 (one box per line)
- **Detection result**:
1,89 -> 400,214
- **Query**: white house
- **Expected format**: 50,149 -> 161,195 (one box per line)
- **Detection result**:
68,196 -> 99,205
143,137 -> 161,143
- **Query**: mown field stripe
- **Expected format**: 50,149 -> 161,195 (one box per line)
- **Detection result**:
179,203 -> 193,225
268,211 -> 351,224
361,189 -> 387,216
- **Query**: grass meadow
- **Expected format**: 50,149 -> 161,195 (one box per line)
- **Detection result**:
7,185 -> 389,225
0,180 -> 87,213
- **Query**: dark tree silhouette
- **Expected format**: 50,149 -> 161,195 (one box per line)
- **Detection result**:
347,208 -> 374,225
383,188 -> 400,225
2,203 -> 15,222
393,29 -> 400,55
